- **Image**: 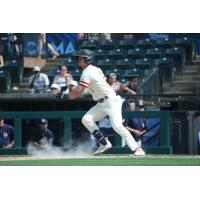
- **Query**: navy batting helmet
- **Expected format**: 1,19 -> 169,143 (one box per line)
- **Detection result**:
73,49 -> 94,63
38,119 -> 48,124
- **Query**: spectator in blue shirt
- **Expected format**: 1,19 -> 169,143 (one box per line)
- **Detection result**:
0,119 -> 14,149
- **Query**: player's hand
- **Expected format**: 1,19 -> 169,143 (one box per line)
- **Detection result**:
3,144 -> 13,149
140,130 -> 146,136
134,130 -> 141,136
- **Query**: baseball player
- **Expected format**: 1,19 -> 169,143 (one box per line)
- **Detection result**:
30,119 -> 54,149
58,49 -> 145,156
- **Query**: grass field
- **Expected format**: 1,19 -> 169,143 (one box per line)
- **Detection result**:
0,155 -> 200,166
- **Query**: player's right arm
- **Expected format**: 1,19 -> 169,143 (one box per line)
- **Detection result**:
69,70 -> 90,100
69,85 -> 85,99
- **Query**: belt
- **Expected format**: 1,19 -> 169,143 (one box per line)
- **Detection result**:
98,96 -> 108,103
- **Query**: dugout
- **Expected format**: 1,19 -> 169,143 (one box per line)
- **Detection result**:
0,94 -> 172,155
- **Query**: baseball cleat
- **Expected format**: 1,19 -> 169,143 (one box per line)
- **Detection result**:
133,147 -> 145,156
93,140 -> 112,156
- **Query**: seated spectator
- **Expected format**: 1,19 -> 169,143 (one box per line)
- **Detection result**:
107,73 -> 136,95
99,33 -> 111,40
53,65 -> 69,88
107,73 -> 121,92
62,74 -> 78,94
65,73 -> 73,85
50,83 -> 61,94
123,33 -> 134,40
0,54 -> 4,68
29,66 -> 50,93
88,33 -> 111,40
125,77 -> 140,95
30,119 -> 54,149
0,119 -> 14,149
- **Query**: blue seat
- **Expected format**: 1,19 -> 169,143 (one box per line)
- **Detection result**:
118,40 -> 136,49
105,68 -> 125,77
164,47 -> 185,65
175,37 -> 195,61
136,38 -> 154,49
135,58 -> 153,69
48,69 -> 60,83
108,49 -> 127,59
155,38 -> 174,49
115,58 -> 134,69
154,57 -> 174,67
70,69 -> 82,80
97,59 -> 115,70
99,39 -> 118,50
145,47 -> 163,59
80,39 -> 99,50
127,48 -> 145,59
64,58 -> 77,70
119,77 -> 129,84
123,69 -> 140,78
94,49 -> 108,60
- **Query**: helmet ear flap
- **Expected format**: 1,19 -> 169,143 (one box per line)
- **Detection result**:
83,56 -> 93,64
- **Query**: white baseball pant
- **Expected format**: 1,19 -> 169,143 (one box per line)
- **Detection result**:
81,95 -> 138,152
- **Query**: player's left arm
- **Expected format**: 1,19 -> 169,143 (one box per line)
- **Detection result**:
4,127 -> 15,149
4,141 -> 14,149
69,85 -> 86,99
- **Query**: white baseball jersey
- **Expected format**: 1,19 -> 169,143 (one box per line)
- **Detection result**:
79,65 -> 115,101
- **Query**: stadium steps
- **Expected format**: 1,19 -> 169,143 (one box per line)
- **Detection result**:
163,62 -> 200,95
7,58 -> 61,93
174,75 -> 200,81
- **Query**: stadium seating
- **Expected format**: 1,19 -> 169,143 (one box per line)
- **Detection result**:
64,58 -> 77,70
174,37 -> 195,61
115,58 -> 134,69
70,69 -> 82,80
164,47 -> 185,66
135,58 -> 153,69
135,38 -> 154,49
127,48 -> 145,59
108,49 -> 127,60
154,57 -> 175,92
123,69 -> 141,78
48,69 -> 60,83
145,47 -> 164,59
99,39 -> 118,50
80,39 -> 99,50
0,70 -> 11,92
155,38 -> 174,48
154,57 -> 175,67
105,68 -> 126,77
94,49 -> 108,60
0,34 -> 195,97
97,59 -> 115,70
118,39 -> 136,49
